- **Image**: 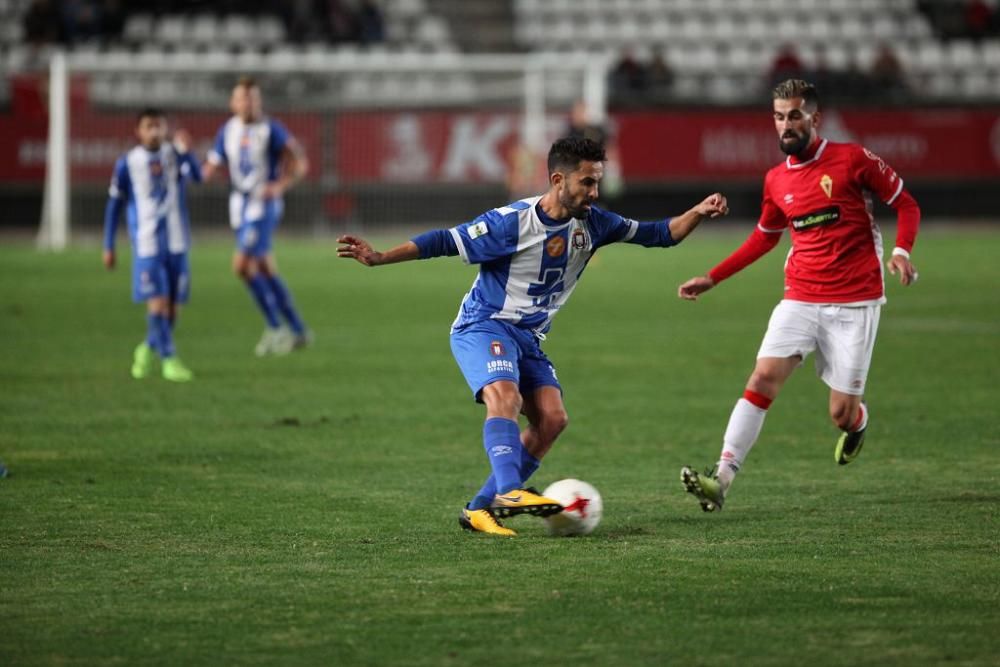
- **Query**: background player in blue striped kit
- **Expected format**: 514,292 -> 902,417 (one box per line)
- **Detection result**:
338,137 -> 729,536
103,108 -> 201,382
202,76 -> 311,357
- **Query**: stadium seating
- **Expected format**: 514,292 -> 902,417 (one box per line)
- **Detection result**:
1,0 -> 998,105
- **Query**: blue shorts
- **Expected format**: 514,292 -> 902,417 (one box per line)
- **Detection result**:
132,251 -> 190,304
235,199 -> 283,257
450,319 -> 561,402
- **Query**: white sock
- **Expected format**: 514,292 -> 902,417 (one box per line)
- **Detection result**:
716,398 -> 769,491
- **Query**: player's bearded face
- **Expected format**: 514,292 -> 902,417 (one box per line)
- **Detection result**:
774,98 -> 817,156
136,116 -> 167,150
231,86 -> 263,122
558,161 -> 604,218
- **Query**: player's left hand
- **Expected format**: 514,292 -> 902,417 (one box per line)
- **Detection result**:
337,235 -> 382,266
887,254 -> 918,286
102,249 -> 116,270
696,193 -> 729,219
172,129 -> 192,154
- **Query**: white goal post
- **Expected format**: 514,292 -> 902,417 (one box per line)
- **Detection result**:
39,50 -> 610,251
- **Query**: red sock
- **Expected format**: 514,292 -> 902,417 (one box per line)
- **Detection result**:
743,389 -> 772,410
850,403 -> 867,432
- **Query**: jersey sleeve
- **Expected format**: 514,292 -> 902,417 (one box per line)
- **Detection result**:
448,209 -> 519,264
103,157 -> 129,251
853,145 -> 920,253
268,119 -> 291,161
207,126 -> 227,165
589,207 -> 675,248
853,145 -> 905,206
757,171 -> 788,234
177,150 -> 203,183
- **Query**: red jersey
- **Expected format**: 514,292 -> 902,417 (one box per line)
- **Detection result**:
764,139 -> 905,303
709,139 -> 920,304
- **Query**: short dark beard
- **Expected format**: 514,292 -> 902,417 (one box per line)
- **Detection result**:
779,131 -> 811,156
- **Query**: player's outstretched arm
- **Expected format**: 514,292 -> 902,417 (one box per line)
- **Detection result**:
337,235 -> 420,267
668,193 -> 729,242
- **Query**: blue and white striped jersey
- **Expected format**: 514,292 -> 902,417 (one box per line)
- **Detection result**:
449,196 -> 676,335
206,117 -> 290,228
105,144 -> 200,258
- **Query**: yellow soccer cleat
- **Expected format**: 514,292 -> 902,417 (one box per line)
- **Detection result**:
492,488 -> 564,519
161,357 -> 194,383
131,342 -> 155,379
459,508 -> 516,536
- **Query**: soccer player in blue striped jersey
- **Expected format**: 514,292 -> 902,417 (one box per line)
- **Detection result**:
103,108 -> 201,382
338,137 -> 729,536
202,76 -> 311,357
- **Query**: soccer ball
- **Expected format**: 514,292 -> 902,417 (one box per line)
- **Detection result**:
542,478 -> 603,537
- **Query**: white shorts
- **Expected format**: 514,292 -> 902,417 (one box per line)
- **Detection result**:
756,300 -> 881,396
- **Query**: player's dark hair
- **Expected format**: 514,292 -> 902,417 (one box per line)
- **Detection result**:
547,136 -> 607,174
772,79 -> 820,111
136,107 -> 165,124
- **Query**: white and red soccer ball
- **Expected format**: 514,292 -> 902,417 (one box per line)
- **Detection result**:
543,478 -> 603,537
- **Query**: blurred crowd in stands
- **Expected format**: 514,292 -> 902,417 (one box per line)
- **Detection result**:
22,0 -> 385,48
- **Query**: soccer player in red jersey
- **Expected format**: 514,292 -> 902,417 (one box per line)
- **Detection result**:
677,79 -> 921,512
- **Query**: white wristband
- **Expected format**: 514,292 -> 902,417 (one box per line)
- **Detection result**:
891,247 -> 910,259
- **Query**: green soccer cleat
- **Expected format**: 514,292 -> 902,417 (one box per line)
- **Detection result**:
492,488 -> 564,519
161,357 -> 194,383
459,507 -> 516,537
680,465 -> 725,512
835,426 -> 867,465
131,342 -> 155,379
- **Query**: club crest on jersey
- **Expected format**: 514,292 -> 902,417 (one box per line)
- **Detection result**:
490,340 -> 504,356
820,174 -> 833,199
572,228 -> 589,250
468,221 -> 489,239
546,235 -> 566,257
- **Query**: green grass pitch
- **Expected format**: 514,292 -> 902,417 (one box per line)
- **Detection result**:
1,227 -> 998,666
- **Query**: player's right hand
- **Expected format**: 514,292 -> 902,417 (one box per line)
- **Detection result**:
337,235 -> 381,266
102,249 -> 116,270
678,275 -> 714,301
172,128 -> 192,154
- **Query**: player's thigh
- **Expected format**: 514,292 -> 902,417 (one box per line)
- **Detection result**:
756,300 -> 820,362
132,254 -> 170,305
450,322 -> 521,404
235,221 -> 266,258
814,305 -> 881,395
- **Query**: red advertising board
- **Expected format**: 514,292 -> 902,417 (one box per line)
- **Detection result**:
2,108 -> 999,184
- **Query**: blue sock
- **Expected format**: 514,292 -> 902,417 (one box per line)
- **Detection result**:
483,417 -> 523,496
520,448 -> 541,483
266,275 -> 306,335
152,313 -> 175,358
247,275 -> 280,328
146,313 -> 160,352
469,439 -> 543,510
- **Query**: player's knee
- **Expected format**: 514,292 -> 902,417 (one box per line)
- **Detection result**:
747,369 -> 780,396
482,382 -> 522,418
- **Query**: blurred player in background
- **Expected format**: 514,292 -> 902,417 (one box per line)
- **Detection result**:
103,108 -> 201,382
678,79 -> 921,512
202,76 -> 311,357
339,136 -> 729,536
